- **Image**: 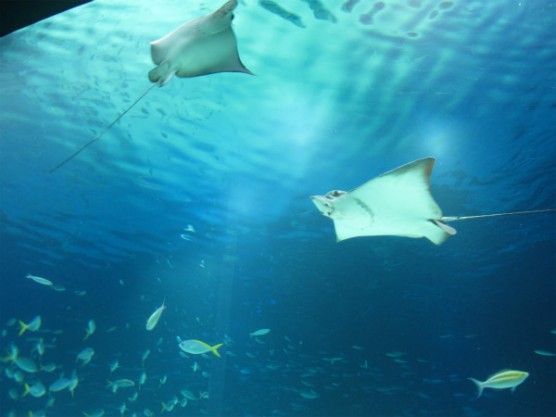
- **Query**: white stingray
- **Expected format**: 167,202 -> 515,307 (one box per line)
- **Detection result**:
50,0 -> 251,173
311,157 -> 555,245
148,0 -> 252,85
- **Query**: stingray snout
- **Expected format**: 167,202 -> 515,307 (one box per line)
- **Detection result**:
310,195 -> 334,217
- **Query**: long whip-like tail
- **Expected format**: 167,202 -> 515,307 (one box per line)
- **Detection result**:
441,209 -> 556,223
49,83 -> 157,174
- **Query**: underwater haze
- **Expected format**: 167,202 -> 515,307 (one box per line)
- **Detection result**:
1,0 -> 555,416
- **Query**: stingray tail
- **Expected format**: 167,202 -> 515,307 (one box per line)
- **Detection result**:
441,209 -> 556,222
48,83 -> 157,174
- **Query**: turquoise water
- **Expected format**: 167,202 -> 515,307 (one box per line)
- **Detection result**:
0,1 -> 555,416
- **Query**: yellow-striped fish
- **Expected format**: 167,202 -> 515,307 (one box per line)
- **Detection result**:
18,315 -> 42,336
468,370 -> 529,398
178,338 -> 223,358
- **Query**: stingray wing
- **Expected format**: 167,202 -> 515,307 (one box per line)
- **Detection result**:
150,15 -> 204,66
173,27 -> 251,77
331,158 -> 450,245
150,0 -> 236,66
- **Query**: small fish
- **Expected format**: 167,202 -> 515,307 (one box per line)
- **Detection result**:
423,378 -> 444,385
146,300 -> 166,331
386,351 -> 406,358
299,390 -> 319,399
223,334 -> 234,345
13,370 -> 24,383
84,319 -> 96,340
161,399 -> 176,413
138,371 -> 147,386
77,347 -> 95,365
68,372 -> 79,397
109,359 -> 121,372
177,338 -> 223,358
249,328 -> 271,337
8,388 -> 18,400
107,379 -> 136,393
83,409 -> 105,417
191,361 -> 200,372
14,357 -> 38,373
141,349 -> 151,364
323,356 -> 344,364
4,346 -> 18,364
23,381 -> 46,398
18,315 -> 42,336
5,368 -> 16,379
534,350 -> 556,357
180,389 -> 197,400
41,363 -> 59,373
34,338 -> 45,356
468,370 -> 529,398
25,273 -> 53,286
424,378 -> 444,384
49,377 -> 71,392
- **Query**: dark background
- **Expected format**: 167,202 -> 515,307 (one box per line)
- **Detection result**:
0,1 -> 91,37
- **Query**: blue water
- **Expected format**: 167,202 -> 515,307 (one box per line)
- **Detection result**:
1,0 -> 555,416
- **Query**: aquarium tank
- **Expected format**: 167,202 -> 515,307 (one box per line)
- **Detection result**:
0,0 -> 555,416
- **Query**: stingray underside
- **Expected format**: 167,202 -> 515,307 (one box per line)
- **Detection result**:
332,158 -> 451,245
149,26 -> 250,83
149,0 -> 250,83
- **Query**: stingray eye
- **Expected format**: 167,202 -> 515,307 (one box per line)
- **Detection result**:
231,14 -> 235,20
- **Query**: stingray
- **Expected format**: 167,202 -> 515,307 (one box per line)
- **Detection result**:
311,157 -> 556,245
49,0 -> 252,173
